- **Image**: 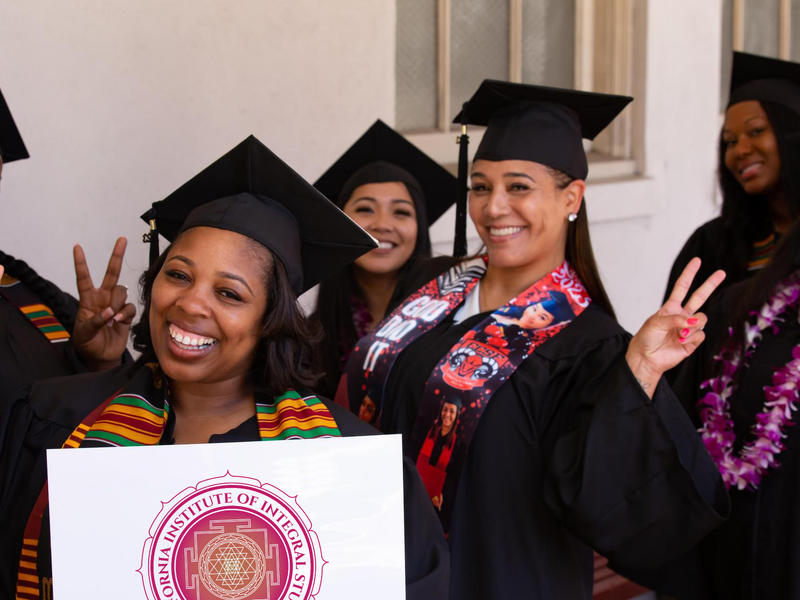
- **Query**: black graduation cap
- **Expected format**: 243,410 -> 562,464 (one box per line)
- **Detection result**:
141,135 -> 377,295
313,119 -> 457,224
453,80 -> 632,180
447,80 -> 631,255
728,51 -> 800,114
0,89 -> 30,163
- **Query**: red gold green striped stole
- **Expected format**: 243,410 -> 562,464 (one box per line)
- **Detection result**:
15,393 -> 117,600
257,390 -> 341,439
747,232 -> 777,271
80,389 -> 341,447
20,303 -> 70,343
82,393 -> 168,447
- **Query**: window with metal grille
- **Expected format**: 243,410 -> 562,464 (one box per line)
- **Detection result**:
721,0 -> 800,106
396,0 -> 645,178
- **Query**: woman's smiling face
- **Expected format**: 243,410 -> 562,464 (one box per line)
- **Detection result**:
468,159 -> 581,274
722,100 -> 782,196
518,302 -> 555,329
343,181 -> 418,276
149,226 -> 269,388
441,402 -> 458,430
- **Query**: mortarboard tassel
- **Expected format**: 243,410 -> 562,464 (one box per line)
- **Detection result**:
142,208 -> 159,265
453,104 -> 470,257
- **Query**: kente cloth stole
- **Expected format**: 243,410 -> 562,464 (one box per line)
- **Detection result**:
340,259 -> 590,528
15,395 -> 113,600
0,274 -> 70,344
16,369 -> 340,597
747,232 -> 777,271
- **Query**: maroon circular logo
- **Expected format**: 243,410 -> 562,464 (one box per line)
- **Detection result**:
139,473 -> 325,600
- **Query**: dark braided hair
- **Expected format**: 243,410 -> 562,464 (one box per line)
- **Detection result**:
0,249 -> 78,331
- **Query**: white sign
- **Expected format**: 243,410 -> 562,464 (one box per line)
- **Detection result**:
46,435 -> 405,600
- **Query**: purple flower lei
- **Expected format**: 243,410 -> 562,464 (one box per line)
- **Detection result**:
698,271 -> 800,491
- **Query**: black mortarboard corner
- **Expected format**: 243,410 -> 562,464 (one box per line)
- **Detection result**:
141,135 -> 377,295
728,51 -> 800,115
451,80 -> 632,255
314,119 -> 458,225
0,89 -> 30,163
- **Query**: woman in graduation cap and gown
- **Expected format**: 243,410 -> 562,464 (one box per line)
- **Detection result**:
311,120 -> 458,401
0,89 -> 135,412
664,219 -> 800,599
665,52 -> 800,301
337,80 -> 730,599
0,136 -> 449,599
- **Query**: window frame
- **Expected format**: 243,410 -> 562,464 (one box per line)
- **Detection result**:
727,0 -> 793,57
398,0 -> 647,182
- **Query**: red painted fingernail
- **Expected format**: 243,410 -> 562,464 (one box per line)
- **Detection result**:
680,328 -> 690,337
687,318 -> 698,325
679,336 -> 687,344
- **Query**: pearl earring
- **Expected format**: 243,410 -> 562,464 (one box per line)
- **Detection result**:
567,213 -> 578,223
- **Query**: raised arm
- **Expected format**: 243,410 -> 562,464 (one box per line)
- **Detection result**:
626,258 -> 726,398
71,237 -> 137,371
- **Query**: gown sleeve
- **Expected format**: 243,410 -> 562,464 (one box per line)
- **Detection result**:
542,340 -> 730,587
324,401 -> 450,598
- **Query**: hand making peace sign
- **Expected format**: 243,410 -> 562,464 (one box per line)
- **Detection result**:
626,257 -> 726,397
72,237 -> 137,370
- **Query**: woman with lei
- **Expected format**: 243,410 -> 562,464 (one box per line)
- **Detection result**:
0,136 -> 449,599
665,52 -> 800,302
338,80 -> 730,599
668,220 -> 800,599
311,120 -> 458,398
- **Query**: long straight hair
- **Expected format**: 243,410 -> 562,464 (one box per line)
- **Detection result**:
550,168 -> 617,320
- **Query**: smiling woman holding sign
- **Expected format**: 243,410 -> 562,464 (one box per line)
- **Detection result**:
0,136 -> 449,599
337,81 -> 731,599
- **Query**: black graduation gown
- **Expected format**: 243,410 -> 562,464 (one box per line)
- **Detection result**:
0,259 -> 82,408
0,364 -> 449,600
667,280 -> 800,600
663,218 -> 763,303
376,302 -> 729,600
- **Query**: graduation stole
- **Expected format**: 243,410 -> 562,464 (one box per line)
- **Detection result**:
15,366 -> 340,599
78,366 -> 341,447
0,273 -> 70,343
338,256 -> 488,420
340,259 -> 590,525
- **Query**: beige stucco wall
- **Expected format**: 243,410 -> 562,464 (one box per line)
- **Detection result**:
0,0 -> 396,305
587,0 -> 723,330
1,0 -> 724,335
